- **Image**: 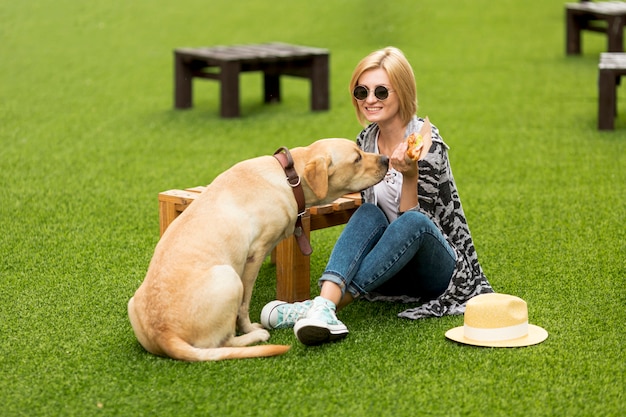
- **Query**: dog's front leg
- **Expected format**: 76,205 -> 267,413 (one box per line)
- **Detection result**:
236,258 -> 266,334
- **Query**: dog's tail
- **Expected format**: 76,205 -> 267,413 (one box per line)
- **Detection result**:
161,336 -> 291,362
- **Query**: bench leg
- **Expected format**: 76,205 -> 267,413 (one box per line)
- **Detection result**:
607,16 -> 625,52
566,9 -> 582,55
174,52 -> 193,108
264,72 -> 281,103
159,200 -> 179,237
598,69 -> 616,130
310,54 -> 330,111
220,61 -> 241,118
275,215 -> 311,302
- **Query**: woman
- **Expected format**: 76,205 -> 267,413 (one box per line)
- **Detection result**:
261,46 -> 493,345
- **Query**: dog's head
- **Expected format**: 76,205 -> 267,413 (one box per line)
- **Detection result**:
292,138 -> 389,206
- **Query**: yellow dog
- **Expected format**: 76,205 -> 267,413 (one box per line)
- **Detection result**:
128,139 -> 388,361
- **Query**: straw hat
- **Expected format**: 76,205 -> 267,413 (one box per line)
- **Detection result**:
445,293 -> 548,347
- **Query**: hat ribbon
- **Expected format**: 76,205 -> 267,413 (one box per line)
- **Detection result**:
464,321 -> 528,342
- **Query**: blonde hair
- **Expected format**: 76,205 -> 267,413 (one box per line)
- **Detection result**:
349,46 -> 418,127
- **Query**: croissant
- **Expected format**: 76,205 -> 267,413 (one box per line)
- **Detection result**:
406,132 -> 423,161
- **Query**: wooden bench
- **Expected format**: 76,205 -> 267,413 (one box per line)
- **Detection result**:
174,42 -> 329,118
566,1 -> 626,55
158,187 -> 362,302
598,52 -> 626,129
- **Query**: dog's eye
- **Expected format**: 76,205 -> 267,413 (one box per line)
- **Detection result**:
354,153 -> 362,164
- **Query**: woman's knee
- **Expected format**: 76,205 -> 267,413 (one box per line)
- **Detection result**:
392,210 -> 455,259
357,202 -> 385,218
350,203 -> 388,226
396,209 -> 433,230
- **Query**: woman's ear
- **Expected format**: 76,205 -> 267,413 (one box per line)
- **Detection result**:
303,156 -> 329,200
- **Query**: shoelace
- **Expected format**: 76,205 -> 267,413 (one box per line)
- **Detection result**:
280,301 -> 311,322
308,300 -> 339,324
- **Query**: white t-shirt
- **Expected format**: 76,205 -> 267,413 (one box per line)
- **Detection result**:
374,134 -> 402,222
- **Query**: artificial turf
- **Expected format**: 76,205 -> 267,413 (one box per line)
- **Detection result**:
1,0 -> 624,416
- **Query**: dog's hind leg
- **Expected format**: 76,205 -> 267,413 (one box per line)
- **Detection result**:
184,265 -> 248,349
197,264 -> 270,347
236,254 -> 268,334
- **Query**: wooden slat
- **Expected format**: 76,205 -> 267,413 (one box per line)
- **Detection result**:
309,204 -> 334,215
310,209 -> 357,231
332,198 -> 356,211
342,192 -> 362,201
159,188 -> 202,199
175,43 -> 329,63
309,193 -> 362,215
600,52 -> 626,69
566,2 -> 626,15
185,186 -> 207,193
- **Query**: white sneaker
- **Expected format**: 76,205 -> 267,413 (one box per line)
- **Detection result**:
294,296 -> 348,345
260,300 -> 313,329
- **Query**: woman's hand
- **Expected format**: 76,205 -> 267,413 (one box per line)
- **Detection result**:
390,142 -> 418,178
390,117 -> 433,175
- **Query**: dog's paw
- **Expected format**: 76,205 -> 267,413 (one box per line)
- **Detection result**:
250,322 -> 265,331
252,328 -> 271,342
239,322 -> 265,334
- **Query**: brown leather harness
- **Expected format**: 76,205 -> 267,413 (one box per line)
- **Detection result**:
273,147 -> 312,256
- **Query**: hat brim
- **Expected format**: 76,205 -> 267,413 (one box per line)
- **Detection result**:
445,324 -> 548,348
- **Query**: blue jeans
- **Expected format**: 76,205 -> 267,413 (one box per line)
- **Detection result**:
319,203 -> 456,299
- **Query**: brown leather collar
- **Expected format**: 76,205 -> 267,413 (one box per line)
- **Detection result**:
273,147 -> 312,256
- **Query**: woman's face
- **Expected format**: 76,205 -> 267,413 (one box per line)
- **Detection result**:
355,68 -> 400,125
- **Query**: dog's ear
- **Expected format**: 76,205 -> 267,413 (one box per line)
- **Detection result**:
303,156 -> 329,200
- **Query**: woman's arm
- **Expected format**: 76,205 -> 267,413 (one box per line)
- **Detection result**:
391,118 -> 434,212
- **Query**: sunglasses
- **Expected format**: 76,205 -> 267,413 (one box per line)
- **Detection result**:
353,85 -> 394,101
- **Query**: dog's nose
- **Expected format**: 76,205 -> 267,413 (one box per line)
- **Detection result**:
380,155 -> 390,168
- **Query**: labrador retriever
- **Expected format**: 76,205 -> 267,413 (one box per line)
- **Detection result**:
127,138 -> 389,361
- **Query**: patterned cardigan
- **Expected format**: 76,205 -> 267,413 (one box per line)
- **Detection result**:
357,116 -> 493,319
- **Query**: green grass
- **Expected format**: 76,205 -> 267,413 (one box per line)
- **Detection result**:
1,0 -> 625,416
